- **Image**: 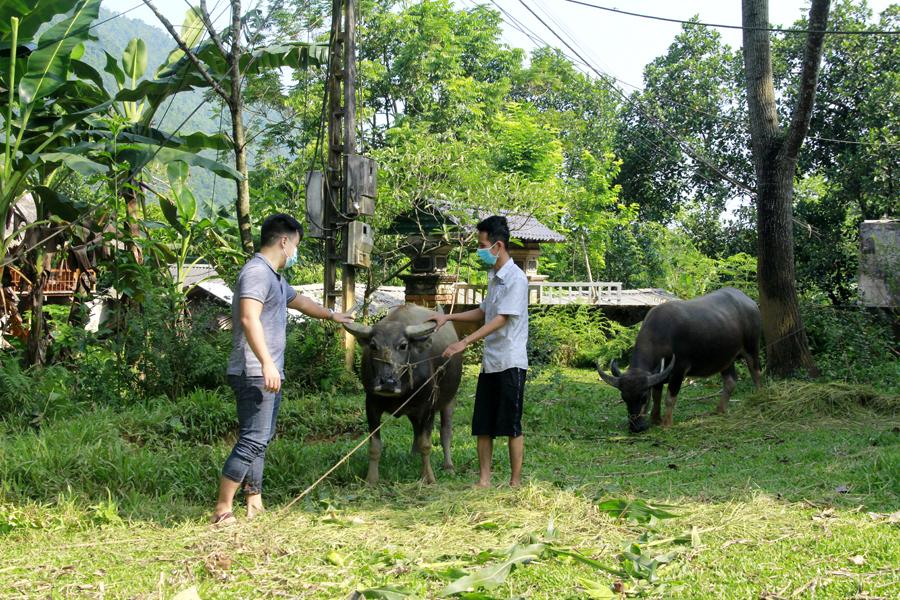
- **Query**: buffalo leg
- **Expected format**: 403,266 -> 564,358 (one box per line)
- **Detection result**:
662,375 -> 684,428
717,364 -> 737,414
411,412 -> 437,484
440,405 -> 454,471
365,400 -> 383,485
650,385 -> 663,425
409,418 -> 420,456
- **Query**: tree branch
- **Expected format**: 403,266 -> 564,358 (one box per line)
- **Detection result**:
198,0 -> 229,60
784,0 -> 831,159
141,0 -> 231,103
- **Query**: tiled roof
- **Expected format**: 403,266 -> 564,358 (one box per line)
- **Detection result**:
498,211 -> 566,242
391,200 -> 566,243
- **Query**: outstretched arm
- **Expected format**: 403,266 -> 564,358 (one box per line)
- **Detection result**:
288,294 -> 353,323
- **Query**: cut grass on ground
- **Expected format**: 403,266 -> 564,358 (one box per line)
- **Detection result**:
1,366 -> 899,598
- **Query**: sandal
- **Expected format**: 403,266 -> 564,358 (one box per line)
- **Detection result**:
210,511 -> 236,527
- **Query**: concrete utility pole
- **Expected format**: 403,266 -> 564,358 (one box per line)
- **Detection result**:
321,0 -> 374,369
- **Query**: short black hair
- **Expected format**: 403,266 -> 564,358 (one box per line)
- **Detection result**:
476,215 -> 510,246
260,213 -> 303,247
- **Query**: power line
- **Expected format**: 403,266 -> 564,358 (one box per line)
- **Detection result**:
29,2 -> 146,53
478,1 -> 899,150
514,0 -> 755,195
559,0 -> 900,36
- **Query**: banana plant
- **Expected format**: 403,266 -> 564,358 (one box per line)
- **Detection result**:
1,0 -> 106,251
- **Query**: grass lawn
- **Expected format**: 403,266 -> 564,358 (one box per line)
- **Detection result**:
1,366 -> 898,598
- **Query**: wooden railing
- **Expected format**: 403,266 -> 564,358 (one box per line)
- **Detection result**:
8,267 -> 94,297
452,281 -> 622,306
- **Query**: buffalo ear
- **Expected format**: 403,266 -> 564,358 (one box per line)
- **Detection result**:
596,361 -> 621,389
405,322 -> 436,341
343,322 -> 373,341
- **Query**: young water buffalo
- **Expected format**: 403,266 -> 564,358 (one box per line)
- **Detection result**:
343,305 -> 463,484
597,287 -> 761,433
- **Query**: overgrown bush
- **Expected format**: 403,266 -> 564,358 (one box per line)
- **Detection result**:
116,293 -> 230,399
284,319 -> 358,393
528,305 -> 634,369
800,299 -> 898,386
0,360 -> 73,430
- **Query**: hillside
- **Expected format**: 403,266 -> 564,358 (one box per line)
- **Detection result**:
84,8 -> 234,206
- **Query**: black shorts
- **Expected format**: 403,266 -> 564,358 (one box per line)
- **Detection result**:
472,368 -> 526,438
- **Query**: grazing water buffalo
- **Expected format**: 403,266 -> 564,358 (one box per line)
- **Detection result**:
343,304 -> 463,484
597,287 -> 762,433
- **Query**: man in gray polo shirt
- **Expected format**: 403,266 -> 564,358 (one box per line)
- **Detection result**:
212,214 -> 352,526
429,216 -> 528,488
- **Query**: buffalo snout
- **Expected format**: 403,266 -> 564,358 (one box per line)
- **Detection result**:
373,374 -> 403,396
629,415 -> 650,433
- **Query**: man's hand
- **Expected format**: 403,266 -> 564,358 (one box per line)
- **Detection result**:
330,311 -> 354,324
427,312 -> 451,331
442,339 -> 468,358
262,361 -> 281,393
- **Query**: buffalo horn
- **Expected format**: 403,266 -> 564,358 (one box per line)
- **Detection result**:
404,322 -> 437,340
596,360 -> 621,389
343,322 -> 373,340
646,356 -> 675,386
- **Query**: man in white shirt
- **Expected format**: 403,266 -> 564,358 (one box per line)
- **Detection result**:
429,216 -> 528,487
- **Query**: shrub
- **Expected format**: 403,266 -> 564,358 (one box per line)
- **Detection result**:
800,300 -> 898,386
0,358 -> 74,430
528,305 -> 633,369
284,319 -> 357,393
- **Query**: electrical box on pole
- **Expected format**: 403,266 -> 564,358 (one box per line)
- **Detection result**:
305,170 -> 325,238
346,221 -> 374,268
344,154 -> 377,216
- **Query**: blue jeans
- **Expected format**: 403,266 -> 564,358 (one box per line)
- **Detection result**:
222,374 -> 282,494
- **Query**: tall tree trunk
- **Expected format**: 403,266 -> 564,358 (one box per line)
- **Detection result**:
24,251 -> 49,367
231,102 -> 253,254
230,0 -> 253,254
123,183 -> 144,264
742,0 -> 828,377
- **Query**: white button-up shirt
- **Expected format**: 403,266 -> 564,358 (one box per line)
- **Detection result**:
479,258 -> 529,373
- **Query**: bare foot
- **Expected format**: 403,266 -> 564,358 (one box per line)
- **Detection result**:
474,480 -> 491,489
247,506 -> 265,520
509,479 -> 522,488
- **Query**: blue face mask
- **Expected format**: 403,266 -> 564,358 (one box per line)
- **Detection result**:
283,244 -> 298,270
476,242 -> 498,267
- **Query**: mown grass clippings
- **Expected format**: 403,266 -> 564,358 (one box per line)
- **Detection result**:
743,380 -> 900,419
1,368 -> 899,598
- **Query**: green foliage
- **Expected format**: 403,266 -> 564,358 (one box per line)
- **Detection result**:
0,359 -> 73,430
800,300 -> 898,384
283,319 -> 357,393
492,103 -> 563,182
614,20 -> 750,224
596,498 -> 678,525
528,306 -> 631,369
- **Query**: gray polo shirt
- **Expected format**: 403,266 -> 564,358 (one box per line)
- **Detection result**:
479,258 -> 529,373
227,253 -> 298,378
